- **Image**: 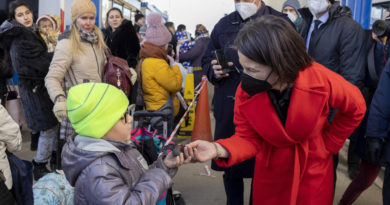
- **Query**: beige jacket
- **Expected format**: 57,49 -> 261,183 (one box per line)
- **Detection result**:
45,37 -> 106,101
0,105 -> 22,189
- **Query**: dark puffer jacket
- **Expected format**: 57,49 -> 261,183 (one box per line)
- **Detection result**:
103,20 -> 140,68
0,48 -> 13,102
0,20 -> 57,131
299,5 -> 366,88
62,135 -> 176,204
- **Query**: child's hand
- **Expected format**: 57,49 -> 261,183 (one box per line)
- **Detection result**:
163,152 -> 191,168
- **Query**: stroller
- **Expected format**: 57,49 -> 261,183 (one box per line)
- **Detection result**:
131,110 -> 175,165
131,110 -> 185,205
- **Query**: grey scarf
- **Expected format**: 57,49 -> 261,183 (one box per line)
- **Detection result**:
78,29 -> 98,44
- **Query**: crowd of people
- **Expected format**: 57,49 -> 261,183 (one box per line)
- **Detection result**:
0,0 -> 389,204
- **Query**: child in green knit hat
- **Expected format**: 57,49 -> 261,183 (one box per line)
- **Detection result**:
61,82 -> 189,204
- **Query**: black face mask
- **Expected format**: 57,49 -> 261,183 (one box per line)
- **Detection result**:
241,71 -> 273,96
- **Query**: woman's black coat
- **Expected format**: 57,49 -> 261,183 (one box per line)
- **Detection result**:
103,20 -> 140,68
0,20 -> 58,131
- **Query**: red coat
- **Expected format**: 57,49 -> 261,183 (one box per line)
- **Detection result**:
215,62 -> 366,205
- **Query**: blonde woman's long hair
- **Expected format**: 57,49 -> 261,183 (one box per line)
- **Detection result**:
69,24 -> 106,54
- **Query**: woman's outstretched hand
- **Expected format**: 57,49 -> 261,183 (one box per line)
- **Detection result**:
184,140 -> 217,162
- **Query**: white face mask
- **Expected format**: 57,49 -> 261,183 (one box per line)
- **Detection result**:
235,0 -> 259,20
307,0 -> 330,16
287,12 -> 297,22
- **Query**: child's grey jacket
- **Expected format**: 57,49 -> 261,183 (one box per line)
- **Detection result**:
62,135 -> 176,205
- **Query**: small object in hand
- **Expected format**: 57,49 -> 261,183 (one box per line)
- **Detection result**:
213,49 -> 235,74
172,144 -> 185,157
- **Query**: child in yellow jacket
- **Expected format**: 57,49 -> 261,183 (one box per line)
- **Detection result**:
139,13 -> 182,133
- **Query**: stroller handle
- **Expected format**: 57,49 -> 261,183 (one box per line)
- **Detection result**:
133,110 -> 170,120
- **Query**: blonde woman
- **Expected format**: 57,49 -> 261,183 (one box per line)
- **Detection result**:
45,0 -> 106,139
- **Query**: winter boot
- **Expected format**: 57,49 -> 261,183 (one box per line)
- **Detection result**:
30,131 -> 40,151
32,160 -> 50,181
50,151 -> 58,171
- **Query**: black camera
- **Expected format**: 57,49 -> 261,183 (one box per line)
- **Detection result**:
213,49 -> 236,74
373,17 -> 390,38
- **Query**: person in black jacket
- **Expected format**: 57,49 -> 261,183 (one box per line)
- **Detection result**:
165,22 -> 178,52
201,1 -> 293,204
0,1 -> 58,181
339,17 -> 390,204
363,37 -> 390,205
298,0 -> 366,186
165,22 -> 178,60
299,1 -> 365,88
133,13 -> 145,34
103,8 -> 140,104
0,11 -> 12,107
0,49 -> 13,107
103,8 -> 140,69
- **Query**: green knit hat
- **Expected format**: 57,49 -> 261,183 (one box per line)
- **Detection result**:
66,83 -> 129,139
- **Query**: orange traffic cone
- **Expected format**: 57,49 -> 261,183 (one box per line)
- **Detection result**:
191,76 -> 212,142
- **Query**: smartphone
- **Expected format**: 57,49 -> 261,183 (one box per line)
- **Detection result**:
213,49 -> 233,74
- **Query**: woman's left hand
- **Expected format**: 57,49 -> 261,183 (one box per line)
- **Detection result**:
185,140 -> 217,162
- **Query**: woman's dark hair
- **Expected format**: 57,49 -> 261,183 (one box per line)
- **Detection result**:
234,15 -> 312,85
177,24 -> 186,31
135,13 -> 144,23
165,22 -> 174,29
105,7 -> 123,28
8,0 -> 31,20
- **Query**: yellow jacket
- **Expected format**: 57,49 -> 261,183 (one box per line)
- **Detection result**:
141,58 -> 183,116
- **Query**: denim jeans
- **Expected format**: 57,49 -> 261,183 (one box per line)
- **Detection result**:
33,125 -> 58,163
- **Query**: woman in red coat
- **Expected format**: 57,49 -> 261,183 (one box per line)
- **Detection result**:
185,15 -> 366,205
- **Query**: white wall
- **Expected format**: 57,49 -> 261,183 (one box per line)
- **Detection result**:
38,0 -> 72,29
38,0 -> 61,18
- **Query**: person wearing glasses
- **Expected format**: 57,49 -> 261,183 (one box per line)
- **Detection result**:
61,82 -> 188,204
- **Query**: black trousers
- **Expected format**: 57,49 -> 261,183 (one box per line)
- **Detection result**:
223,173 -> 253,205
0,93 -> 6,107
0,179 -> 16,205
333,154 -> 339,191
384,165 -> 390,205
348,130 -> 361,172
